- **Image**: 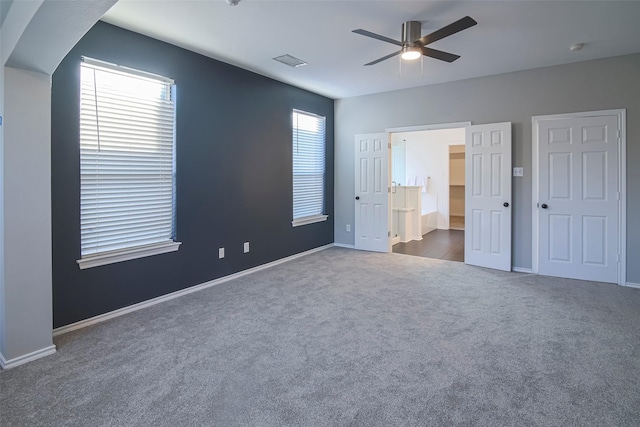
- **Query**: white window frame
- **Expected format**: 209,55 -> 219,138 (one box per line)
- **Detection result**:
292,109 -> 328,227
77,57 -> 181,269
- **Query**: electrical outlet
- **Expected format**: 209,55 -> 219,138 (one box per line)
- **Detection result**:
218,247 -> 225,259
513,167 -> 524,177
243,242 -> 250,253
346,224 -> 351,232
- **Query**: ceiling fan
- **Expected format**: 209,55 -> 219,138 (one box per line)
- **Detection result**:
352,16 -> 477,66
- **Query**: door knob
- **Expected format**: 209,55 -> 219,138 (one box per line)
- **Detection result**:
355,196 -> 360,200
541,203 -> 548,209
503,202 -> 509,207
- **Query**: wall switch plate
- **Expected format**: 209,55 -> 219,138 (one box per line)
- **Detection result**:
513,167 -> 524,177
218,247 -> 225,259
346,224 -> 351,232
243,242 -> 250,253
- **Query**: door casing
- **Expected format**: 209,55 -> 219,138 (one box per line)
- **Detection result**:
531,109 -> 627,286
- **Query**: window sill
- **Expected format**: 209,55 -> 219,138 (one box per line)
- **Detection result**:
292,215 -> 329,227
77,241 -> 182,270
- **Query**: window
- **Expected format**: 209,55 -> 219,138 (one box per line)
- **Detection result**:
77,57 -> 180,269
292,109 -> 328,227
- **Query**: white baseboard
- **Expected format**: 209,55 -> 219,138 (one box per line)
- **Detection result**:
624,282 -> 640,289
0,345 -> 57,370
512,267 -> 533,274
53,244 -> 333,337
333,243 -> 355,249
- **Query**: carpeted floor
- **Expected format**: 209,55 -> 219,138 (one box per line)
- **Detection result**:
1,247 -> 639,426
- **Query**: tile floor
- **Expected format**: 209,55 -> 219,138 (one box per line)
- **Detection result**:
392,229 -> 464,262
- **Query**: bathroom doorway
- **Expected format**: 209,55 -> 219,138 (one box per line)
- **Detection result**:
390,126 -> 466,262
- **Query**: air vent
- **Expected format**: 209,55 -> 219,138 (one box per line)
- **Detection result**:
273,54 -> 307,68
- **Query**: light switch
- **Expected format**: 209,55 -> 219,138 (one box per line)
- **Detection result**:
513,167 -> 524,177
243,242 -> 250,253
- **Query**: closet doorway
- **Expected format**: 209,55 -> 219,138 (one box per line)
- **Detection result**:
390,126 -> 466,262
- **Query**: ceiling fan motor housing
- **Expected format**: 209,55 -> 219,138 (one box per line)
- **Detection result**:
353,16 -> 476,65
402,21 -> 422,46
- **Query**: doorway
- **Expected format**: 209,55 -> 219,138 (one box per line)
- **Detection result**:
389,127 -> 466,262
355,121 -> 512,272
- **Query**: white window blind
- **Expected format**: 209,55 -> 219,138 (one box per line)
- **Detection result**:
79,58 -> 177,262
292,110 -> 328,226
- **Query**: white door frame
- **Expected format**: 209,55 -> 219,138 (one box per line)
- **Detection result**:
532,109 -> 627,286
386,122 -> 472,134
386,121 -> 472,244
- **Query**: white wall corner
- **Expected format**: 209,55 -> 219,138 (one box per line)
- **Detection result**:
4,0 -> 117,74
0,345 -> 56,370
1,0 -> 120,366
2,67 -> 54,363
1,0 -> 44,66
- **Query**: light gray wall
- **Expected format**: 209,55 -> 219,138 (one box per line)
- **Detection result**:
2,67 -> 53,360
335,53 -> 640,282
0,0 -> 14,27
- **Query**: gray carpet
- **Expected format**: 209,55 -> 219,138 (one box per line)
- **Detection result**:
1,247 -> 639,426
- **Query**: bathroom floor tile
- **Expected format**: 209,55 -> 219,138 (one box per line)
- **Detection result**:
393,229 -> 464,262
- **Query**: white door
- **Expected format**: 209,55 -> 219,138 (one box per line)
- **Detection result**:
465,123 -> 512,271
354,133 -> 389,252
535,114 -> 620,283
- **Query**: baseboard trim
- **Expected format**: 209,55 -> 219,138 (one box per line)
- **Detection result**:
624,282 -> 640,289
53,244 -> 333,337
333,243 -> 355,249
0,345 -> 57,370
512,267 -> 533,274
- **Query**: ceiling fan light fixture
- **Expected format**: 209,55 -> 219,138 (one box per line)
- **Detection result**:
354,16 -> 476,66
401,46 -> 421,61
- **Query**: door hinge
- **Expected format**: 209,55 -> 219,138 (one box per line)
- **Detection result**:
617,254 -> 620,263
388,231 -> 391,237
388,187 -> 391,193
388,142 -> 391,149
617,192 -> 620,201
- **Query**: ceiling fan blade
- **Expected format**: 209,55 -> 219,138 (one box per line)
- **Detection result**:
421,46 -> 460,63
353,29 -> 403,47
418,16 -> 477,46
364,50 -> 401,66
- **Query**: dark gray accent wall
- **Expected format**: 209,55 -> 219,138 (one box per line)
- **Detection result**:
335,53 -> 640,282
52,22 -> 334,328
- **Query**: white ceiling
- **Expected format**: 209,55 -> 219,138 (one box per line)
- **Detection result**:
101,0 -> 640,99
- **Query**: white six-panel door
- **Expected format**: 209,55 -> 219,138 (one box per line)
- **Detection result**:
535,114 -> 621,283
354,133 -> 389,252
465,123 -> 512,271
